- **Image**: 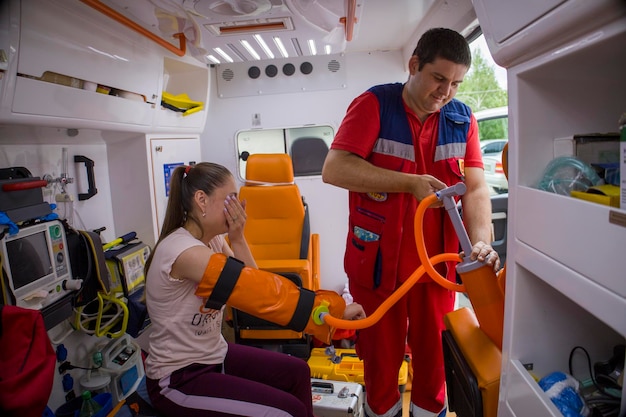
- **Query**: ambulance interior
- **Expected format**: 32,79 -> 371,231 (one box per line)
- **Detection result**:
0,0 -> 624,416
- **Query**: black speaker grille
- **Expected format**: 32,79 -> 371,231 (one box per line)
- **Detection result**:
222,68 -> 235,81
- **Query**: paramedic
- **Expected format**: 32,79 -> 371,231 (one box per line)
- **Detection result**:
143,162 -> 365,417
322,28 -> 500,417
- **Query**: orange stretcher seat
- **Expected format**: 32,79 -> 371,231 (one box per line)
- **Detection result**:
443,307 -> 501,417
231,154 -> 321,351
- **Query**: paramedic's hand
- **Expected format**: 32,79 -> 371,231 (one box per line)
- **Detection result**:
343,303 -> 366,320
225,195 -> 247,241
462,241 -> 501,272
411,174 -> 446,207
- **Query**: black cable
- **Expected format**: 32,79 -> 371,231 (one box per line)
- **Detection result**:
58,360 -> 102,373
569,346 -> 621,400
569,345 -> 622,417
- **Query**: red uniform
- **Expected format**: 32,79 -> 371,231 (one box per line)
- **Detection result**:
331,83 -> 482,415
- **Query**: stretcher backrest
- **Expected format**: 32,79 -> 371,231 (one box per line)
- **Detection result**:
233,154 -> 321,355
241,153 -> 307,261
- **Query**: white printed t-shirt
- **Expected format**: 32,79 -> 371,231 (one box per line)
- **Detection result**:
144,228 -> 229,380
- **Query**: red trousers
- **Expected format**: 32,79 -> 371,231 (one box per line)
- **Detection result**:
351,280 -> 455,415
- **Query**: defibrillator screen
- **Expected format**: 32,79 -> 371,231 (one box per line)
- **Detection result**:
6,231 -> 53,290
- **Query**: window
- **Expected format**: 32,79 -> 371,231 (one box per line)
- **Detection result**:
236,125 -> 334,180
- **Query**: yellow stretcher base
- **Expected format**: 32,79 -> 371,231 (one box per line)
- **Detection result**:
307,348 -> 409,389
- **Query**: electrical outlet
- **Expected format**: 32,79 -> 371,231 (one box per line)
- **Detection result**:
55,193 -> 74,202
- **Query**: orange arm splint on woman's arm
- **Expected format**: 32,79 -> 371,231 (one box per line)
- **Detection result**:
194,253 -> 346,344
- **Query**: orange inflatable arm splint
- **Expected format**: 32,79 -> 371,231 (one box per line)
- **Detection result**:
194,253 -> 346,344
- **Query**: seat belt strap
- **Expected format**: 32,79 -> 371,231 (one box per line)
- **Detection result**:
300,198 -> 310,259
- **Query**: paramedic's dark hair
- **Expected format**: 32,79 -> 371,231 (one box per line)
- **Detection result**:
412,28 -> 472,71
143,162 -> 232,283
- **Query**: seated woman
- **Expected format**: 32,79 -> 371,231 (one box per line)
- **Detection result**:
144,162 -> 365,417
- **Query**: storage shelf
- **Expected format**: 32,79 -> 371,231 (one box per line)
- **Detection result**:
503,360 -> 562,417
12,76 -> 154,127
485,2 -> 626,415
515,186 -> 626,300
515,240 -> 626,336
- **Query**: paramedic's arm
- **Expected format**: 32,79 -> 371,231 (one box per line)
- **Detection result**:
461,166 -> 500,270
322,149 -> 446,203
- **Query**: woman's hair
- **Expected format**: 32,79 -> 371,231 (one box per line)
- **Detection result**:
143,162 -> 233,282
412,27 -> 472,71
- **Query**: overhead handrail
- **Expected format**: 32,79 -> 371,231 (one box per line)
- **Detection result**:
79,0 -> 186,57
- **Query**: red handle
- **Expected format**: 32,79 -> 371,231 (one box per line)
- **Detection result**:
2,180 -> 48,191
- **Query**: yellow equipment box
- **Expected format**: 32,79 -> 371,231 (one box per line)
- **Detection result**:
308,348 -> 409,389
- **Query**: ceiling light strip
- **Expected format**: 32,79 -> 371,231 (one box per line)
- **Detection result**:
214,47 -> 234,63
253,34 -> 274,59
207,55 -> 221,64
240,40 -> 260,60
308,39 -> 317,55
273,37 -> 289,58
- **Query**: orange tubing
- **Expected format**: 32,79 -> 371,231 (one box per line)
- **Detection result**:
80,0 -> 186,57
322,193 -> 466,330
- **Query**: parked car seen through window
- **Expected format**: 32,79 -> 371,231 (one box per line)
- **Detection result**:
475,106 -> 509,194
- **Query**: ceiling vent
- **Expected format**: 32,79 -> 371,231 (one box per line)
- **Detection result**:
216,53 -> 346,98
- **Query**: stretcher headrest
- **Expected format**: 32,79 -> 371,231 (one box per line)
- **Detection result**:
246,154 -> 294,184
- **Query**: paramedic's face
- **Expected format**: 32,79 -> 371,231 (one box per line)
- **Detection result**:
404,56 -> 468,120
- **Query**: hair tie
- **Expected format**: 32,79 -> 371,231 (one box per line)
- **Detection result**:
184,165 -> 192,175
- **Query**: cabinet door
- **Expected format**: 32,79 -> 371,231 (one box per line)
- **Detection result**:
149,137 -> 201,238
11,0 -> 159,127
478,0 -> 566,44
18,0 -> 160,101
474,0 -> 623,67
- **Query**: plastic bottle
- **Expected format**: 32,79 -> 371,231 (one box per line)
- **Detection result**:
78,390 -> 102,417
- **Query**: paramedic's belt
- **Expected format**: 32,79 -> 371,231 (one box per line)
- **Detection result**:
195,254 -> 345,344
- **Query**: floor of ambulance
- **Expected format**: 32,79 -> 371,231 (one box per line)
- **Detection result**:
402,393 -> 456,417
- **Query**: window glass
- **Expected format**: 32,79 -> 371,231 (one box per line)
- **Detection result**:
236,125 -> 334,179
457,34 -> 507,112
477,117 -> 508,141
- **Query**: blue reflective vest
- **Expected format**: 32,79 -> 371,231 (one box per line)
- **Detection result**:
344,83 -> 471,295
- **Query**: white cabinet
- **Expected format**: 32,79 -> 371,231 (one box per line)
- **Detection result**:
3,0 -> 159,129
474,1 -> 626,416
107,135 -> 201,247
0,0 -> 209,134
474,0 -> 624,68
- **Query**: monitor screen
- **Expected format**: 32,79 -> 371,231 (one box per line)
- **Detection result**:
6,231 -> 53,290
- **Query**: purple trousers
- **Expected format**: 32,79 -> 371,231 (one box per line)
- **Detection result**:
147,343 -> 314,417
